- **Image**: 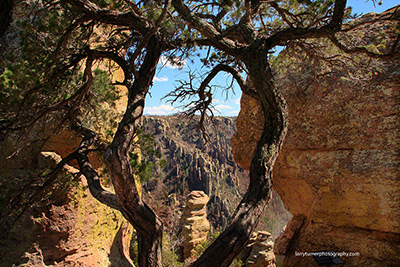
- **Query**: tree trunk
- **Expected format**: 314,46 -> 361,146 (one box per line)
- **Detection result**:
104,35 -> 164,267
191,48 -> 288,267
137,227 -> 163,267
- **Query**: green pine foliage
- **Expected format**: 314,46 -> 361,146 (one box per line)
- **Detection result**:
130,129 -> 165,184
0,0 -> 122,141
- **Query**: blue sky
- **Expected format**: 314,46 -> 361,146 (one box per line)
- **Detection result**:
143,0 -> 398,116
144,54 -> 243,116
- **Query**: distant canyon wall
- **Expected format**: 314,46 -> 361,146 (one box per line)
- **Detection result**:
142,116 -> 291,236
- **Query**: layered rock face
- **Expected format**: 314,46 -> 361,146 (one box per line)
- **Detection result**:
232,10 -> 400,267
181,191 -> 210,259
143,116 -> 243,194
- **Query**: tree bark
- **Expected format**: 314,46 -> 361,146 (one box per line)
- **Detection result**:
191,47 -> 288,267
0,0 -> 13,38
104,35 -> 164,267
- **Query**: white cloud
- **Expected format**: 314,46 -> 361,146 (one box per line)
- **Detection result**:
215,104 -> 233,110
153,76 -> 168,82
212,99 -> 220,103
228,110 -> 239,116
144,104 -> 178,115
160,56 -> 187,69
234,98 -> 241,105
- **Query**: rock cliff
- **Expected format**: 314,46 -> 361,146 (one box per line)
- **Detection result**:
232,8 -> 400,266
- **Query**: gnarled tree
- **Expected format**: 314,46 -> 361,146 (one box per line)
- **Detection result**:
1,0 -> 398,266
170,0 -> 399,266
1,1 -> 176,266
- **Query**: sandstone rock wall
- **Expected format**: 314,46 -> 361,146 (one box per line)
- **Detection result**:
231,9 -> 400,267
0,152 -> 133,267
231,93 -> 264,171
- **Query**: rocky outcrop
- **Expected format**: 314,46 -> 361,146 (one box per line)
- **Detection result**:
143,116 -> 242,195
0,152 -> 133,267
232,8 -> 400,266
231,93 -> 264,171
241,231 -> 276,267
181,191 -> 210,259
273,215 -> 305,256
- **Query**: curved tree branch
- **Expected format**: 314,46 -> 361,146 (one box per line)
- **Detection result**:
20,55 -> 96,134
72,120 -> 121,211
69,58 -> 121,211
53,15 -> 91,59
66,0 -> 152,33
269,1 -> 295,28
172,0 -> 239,52
191,58 -> 288,267
104,35 -> 164,267
199,64 -> 256,96
126,0 -> 171,79
164,63 -> 256,139
84,48 -> 131,85
155,0 -> 172,28
195,2 -> 231,31
266,0 -> 347,48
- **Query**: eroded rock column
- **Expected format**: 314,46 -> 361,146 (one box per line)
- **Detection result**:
181,191 -> 210,259
241,231 -> 276,267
